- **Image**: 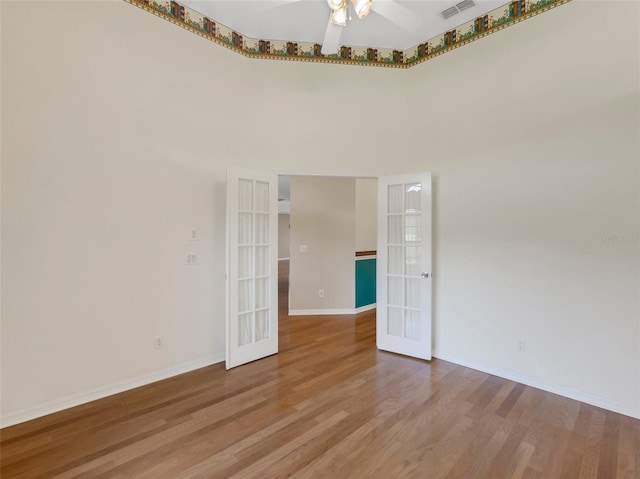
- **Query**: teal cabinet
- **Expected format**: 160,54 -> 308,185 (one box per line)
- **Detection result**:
355,257 -> 376,308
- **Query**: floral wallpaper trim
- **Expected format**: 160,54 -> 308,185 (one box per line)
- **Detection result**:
124,0 -> 571,69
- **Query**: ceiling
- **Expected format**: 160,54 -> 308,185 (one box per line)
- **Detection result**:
181,0 -> 507,50
126,0 -> 571,68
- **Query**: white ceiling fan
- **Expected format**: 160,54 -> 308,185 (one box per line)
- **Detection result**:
321,0 -> 421,54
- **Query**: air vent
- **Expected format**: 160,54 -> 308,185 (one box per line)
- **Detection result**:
441,0 -> 476,19
456,0 -> 476,12
441,6 -> 459,19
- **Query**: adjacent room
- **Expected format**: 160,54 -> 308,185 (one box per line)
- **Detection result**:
1,0 -> 639,477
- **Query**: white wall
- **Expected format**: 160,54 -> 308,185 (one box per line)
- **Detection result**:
289,176 -> 356,312
278,214 -> 290,259
355,178 -> 377,252
2,0 -> 638,424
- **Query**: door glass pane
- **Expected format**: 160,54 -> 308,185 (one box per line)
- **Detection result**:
255,246 -> 269,276
238,279 -> 254,313
405,310 -> 421,340
239,246 -> 253,279
255,310 -> 269,341
405,278 -> 420,309
239,213 -> 253,244
388,307 -> 403,337
388,276 -> 403,306
388,246 -> 403,275
405,183 -> 421,213
405,215 -> 420,243
255,181 -> 269,212
255,278 -> 269,309
255,213 -> 269,244
388,215 -> 403,244
239,179 -> 253,211
388,185 -> 403,214
239,313 -> 253,346
405,246 -> 421,276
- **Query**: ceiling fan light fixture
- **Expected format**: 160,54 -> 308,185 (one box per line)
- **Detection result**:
327,0 -> 346,11
351,0 -> 372,18
330,5 -> 348,26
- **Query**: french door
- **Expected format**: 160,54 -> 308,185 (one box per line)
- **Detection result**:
377,173 -> 432,360
226,170 -> 431,368
226,168 -> 278,369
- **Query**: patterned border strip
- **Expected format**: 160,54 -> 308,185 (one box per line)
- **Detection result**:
124,0 -> 571,69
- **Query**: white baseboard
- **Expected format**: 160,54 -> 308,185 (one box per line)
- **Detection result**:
355,303 -> 376,314
289,308 -> 357,316
8,348 -> 636,428
289,304 -> 376,316
278,257 -> 290,261
433,349 -> 640,420
0,354 -> 225,429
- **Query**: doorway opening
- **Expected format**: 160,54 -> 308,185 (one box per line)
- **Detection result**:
277,175 -> 378,319
226,168 -> 432,369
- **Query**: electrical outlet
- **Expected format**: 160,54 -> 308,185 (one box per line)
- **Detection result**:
190,229 -> 198,241
517,339 -> 526,352
186,254 -> 198,265
319,289 -> 324,298
300,245 -> 309,254
154,335 -> 163,349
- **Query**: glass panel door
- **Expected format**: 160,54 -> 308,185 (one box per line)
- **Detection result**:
227,168 -> 278,369
377,173 -> 432,360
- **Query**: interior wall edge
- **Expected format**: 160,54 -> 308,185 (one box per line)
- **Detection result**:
433,349 -> 640,420
0,354 -> 224,429
289,305 -> 376,316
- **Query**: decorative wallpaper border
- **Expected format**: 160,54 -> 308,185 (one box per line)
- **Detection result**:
124,0 -> 571,69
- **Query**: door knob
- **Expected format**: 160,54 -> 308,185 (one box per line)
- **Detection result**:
421,272 -> 429,278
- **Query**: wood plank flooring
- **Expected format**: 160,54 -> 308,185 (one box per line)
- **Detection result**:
1,260 -> 639,478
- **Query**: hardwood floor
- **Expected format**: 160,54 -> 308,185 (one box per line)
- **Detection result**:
1,260 -> 639,478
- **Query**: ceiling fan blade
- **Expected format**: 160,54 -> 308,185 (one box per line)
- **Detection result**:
371,0 -> 421,31
251,0 -> 300,14
321,21 -> 342,55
